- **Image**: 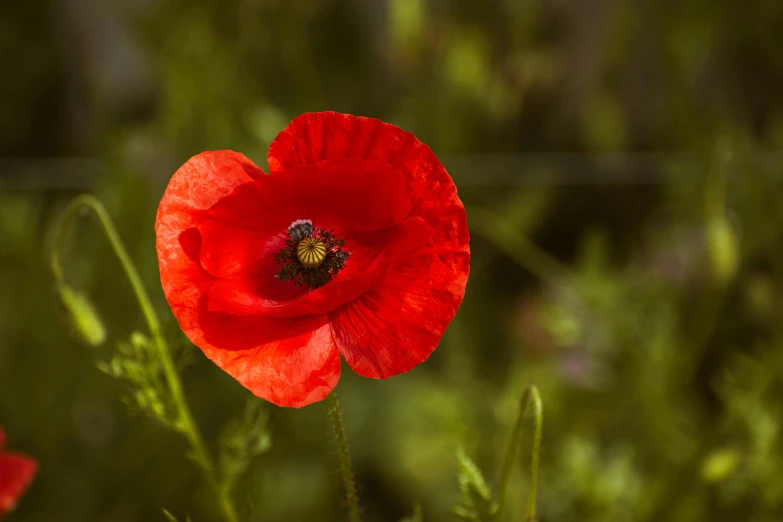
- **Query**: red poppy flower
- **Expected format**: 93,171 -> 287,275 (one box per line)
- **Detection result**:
0,427 -> 38,518
156,112 -> 470,407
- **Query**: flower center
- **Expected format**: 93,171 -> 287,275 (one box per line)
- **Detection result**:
275,219 -> 349,289
296,237 -> 326,267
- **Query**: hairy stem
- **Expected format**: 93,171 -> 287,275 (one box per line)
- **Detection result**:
327,392 -> 361,522
51,194 -> 238,522
496,386 -> 544,522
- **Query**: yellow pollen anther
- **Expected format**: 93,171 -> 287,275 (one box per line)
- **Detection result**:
296,237 -> 327,267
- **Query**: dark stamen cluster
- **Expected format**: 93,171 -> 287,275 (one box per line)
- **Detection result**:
275,221 -> 349,288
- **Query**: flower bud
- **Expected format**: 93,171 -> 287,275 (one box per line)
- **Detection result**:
56,282 -> 107,347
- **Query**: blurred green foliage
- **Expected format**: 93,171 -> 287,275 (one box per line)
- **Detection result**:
2,0 -> 783,521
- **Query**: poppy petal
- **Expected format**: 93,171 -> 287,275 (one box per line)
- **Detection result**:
156,151 -> 253,367
157,150 -> 263,222
268,112 -> 406,170
197,220 -> 285,279
156,150 -> 264,310
198,304 -> 340,407
207,217 -> 433,317
0,453 -> 37,515
156,152 -> 339,407
268,111 -> 469,263
269,112 -> 470,377
329,248 -> 469,379
205,157 -> 410,234
195,158 -> 411,277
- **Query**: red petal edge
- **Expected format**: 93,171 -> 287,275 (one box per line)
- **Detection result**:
269,112 -> 470,379
155,151 -> 341,407
0,427 -> 38,517
0,455 -> 38,516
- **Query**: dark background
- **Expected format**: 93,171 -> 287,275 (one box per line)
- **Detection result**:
2,0 -> 783,521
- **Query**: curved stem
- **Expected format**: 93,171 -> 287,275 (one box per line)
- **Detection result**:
327,392 -> 361,522
496,386 -> 544,522
51,194 -> 238,522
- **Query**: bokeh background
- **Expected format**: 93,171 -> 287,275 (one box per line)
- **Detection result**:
3,0 -> 783,521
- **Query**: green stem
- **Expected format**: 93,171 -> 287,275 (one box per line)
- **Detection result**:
51,194 -> 238,522
496,386 -> 544,522
327,392 -> 361,522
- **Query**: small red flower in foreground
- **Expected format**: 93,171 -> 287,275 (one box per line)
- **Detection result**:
156,112 -> 470,407
0,427 -> 38,519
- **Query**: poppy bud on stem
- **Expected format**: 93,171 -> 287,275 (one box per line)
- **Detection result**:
496,386 -> 543,522
327,392 -> 361,522
50,194 -> 239,522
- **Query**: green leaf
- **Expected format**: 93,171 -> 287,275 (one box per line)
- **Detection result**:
98,332 -> 179,430
220,398 -> 273,491
454,447 -> 496,521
